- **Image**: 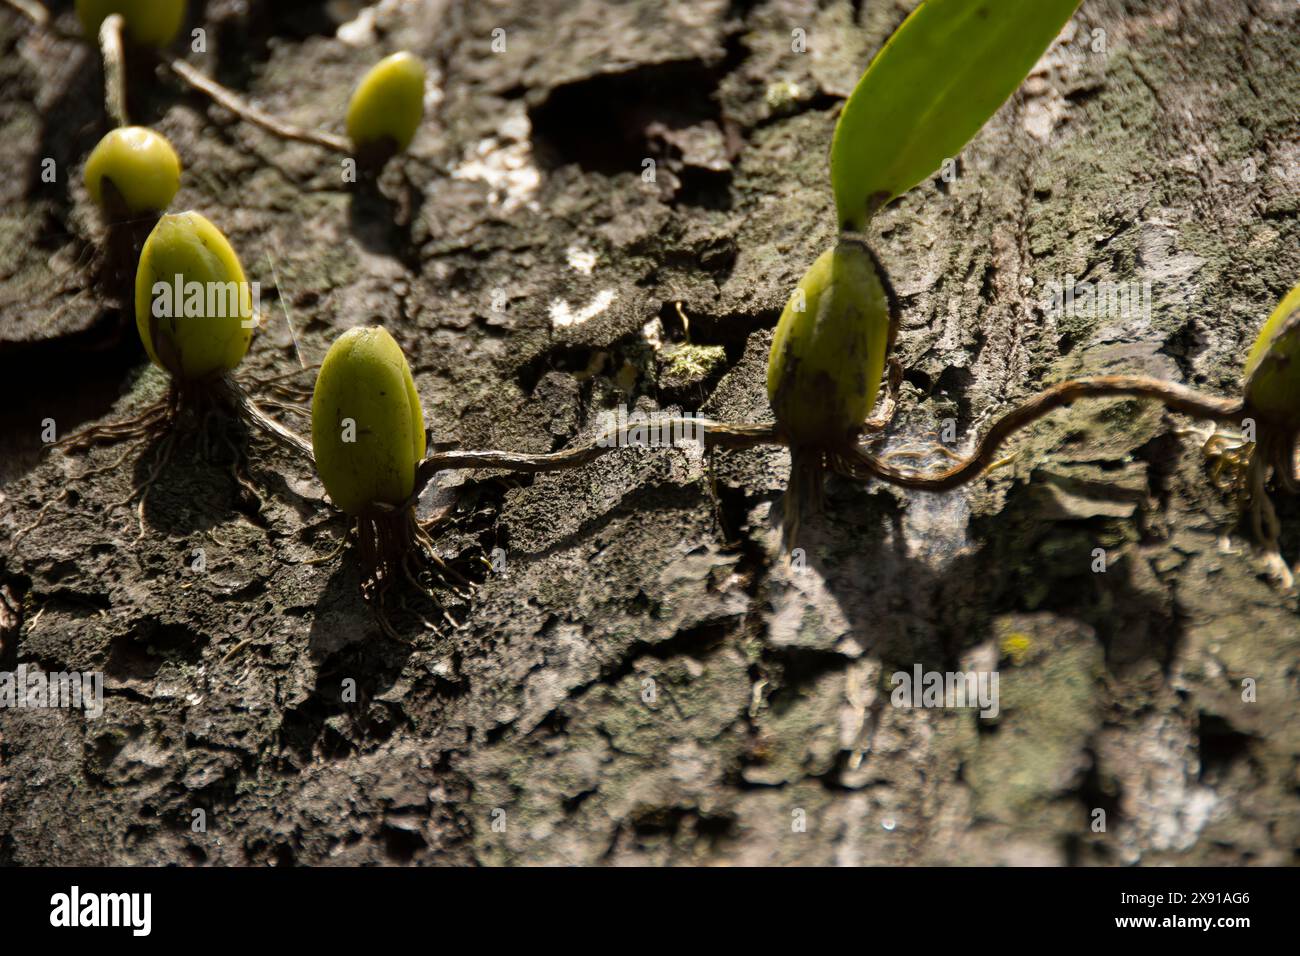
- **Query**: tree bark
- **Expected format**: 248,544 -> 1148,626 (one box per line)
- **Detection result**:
0,0 -> 1297,865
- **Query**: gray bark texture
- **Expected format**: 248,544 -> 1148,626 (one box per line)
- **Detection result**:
1,0 -> 1297,865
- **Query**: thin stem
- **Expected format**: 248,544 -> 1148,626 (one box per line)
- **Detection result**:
168,58 -> 352,154
847,375 -> 1245,491
405,376 -> 1243,500
409,420 -> 778,502
239,370 -> 1243,511
100,13 -> 129,127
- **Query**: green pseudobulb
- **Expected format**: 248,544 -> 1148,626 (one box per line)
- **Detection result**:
312,327 -> 427,516
84,126 -> 182,215
135,212 -> 254,380
345,52 -> 427,155
767,239 -> 897,450
76,0 -> 187,48
1244,281 -> 1300,428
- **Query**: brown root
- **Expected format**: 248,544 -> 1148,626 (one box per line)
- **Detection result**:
860,356 -> 903,445
222,376 -> 314,463
410,418 -> 779,502
847,375 -> 1244,491
779,447 -> 827,551
240,364 -> 318,405
57,391 -> 177,453
24,372 -> 307,543
351,505 -> 476,639
11,488 -> 71,546
300,529 -> 350,566
167,58 -> 351,154
112,428 -> 178,541
99,13 -> 128,126
12,390 -> 180,543
1245,426 -> 1297,588
1196,419 -> 1297,587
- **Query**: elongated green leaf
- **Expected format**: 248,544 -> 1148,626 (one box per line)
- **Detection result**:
830,0 -> 1080,230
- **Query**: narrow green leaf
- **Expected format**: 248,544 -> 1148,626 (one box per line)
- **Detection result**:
830,0 -> 1081,231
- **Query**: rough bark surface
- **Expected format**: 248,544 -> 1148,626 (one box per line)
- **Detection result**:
1,0 -> 1297,865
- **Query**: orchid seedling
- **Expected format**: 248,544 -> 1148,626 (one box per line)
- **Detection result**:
25,212 -> 315,542
83,125 -> 184,295
344,52 -> 427,168
71,1 -> 189,130
757,0 -> 1281,563
309,326 -> 472,636
1200,282 -> 1300,583
165,49 -> 429,175
84,126 -> 182,217
5,1 -> 425,172
755,0 -> 1300,589
61,3 -> 191,297
0,7 -> 185,346
766,0 -> 1084,541
305,331 -> 788,636
165,49 -> 429,227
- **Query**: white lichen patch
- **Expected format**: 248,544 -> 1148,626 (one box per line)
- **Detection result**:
900,488 -> 973,567
549,289 -> 616,329
1020,17 -> 1090,143
1021,89 -> 1069,142
1104,713 -> 1224,861
1132,220 -> 1205,348
766,555 -> 862,658
451,106 -> 540,214
423,73 -> 445,114
764,79 -> 807,114
566,246 -> 597,275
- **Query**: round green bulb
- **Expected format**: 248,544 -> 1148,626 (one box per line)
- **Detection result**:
312,327 -> 427,517
84,126 -> 182,216
134,212 -> 254,380
76,0 -> 188,48
1244,281 -> 1300,429
345,52 -> 427,155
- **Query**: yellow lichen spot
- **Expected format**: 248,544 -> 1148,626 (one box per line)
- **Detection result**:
1000,632 -> 1033,666
667,344 -> 724,376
